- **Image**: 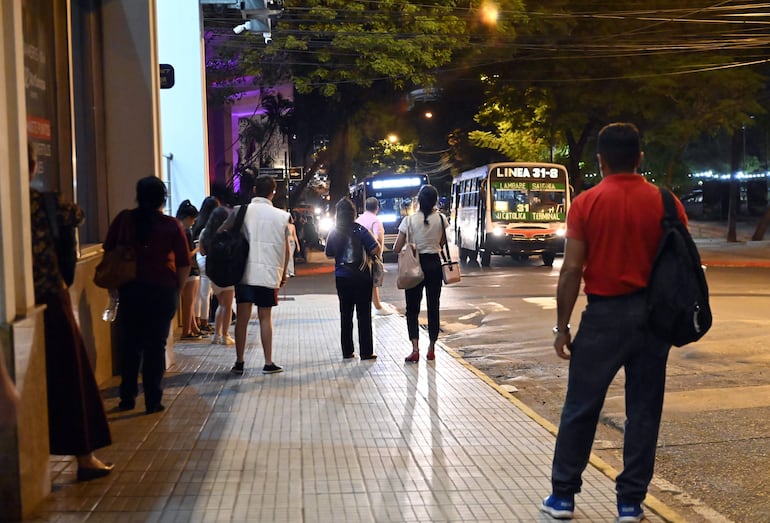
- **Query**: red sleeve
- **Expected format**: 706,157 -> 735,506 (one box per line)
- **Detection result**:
565,195 -> 586,241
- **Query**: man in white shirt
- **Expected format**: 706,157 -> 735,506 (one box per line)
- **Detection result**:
227,176 -> 291,375
355,197 -> 395,315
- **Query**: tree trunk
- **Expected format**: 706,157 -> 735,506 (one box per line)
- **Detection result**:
751,207 -> 770,240
565,122 -> 595,194
727,130 -> 742,242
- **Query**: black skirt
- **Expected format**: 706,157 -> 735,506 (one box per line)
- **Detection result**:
43,288 -> 112,456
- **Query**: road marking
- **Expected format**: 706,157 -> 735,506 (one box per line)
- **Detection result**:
458,302 -> 510,320
605,384 -> 770,413
523,297 -> 557,310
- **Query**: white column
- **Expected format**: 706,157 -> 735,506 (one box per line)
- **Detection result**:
156,2 -> 210,214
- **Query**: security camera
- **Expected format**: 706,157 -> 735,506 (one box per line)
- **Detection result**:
263,32 -> 272,45
233,23 -> 248,34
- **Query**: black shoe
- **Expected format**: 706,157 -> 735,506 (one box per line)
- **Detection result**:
117,399 -> 135,411
145,404 -> 165,414
343,353 -> 355,359
262,363 -> 284,374
361,354 -> 378,361
231,361 -> 245,375
77,463 -> 114,482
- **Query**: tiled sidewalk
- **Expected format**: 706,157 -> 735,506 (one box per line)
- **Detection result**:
35,294 -> 669,522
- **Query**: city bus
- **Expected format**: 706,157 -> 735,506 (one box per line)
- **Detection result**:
350,172 -> 429,252
450,162 -> 570,267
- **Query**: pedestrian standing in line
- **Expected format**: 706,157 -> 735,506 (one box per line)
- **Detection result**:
226,175 -> 290,375
287,214 -> 300,277
199,206 -> 236,345
541,123 -> 687,523
392,184 -> 447,363
192,196 -> 220,334
176,200 -> 202,339
355,196 -> 395,315
107,176 -> 191,415
29,143 -> 113,479
325,198 -> 381,360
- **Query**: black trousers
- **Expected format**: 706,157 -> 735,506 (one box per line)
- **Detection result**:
335,275 -> 374,358
405,253 -> 442,342
117,282 -> 178,408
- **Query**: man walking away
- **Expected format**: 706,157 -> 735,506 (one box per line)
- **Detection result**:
228,175 -> 291,375
541,123 -> 687,522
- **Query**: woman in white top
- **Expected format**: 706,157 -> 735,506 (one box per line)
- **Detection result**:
393,185 -> 447,362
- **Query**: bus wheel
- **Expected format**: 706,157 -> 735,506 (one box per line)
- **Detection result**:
480,252 -> 491,267
542,252 -> 556,266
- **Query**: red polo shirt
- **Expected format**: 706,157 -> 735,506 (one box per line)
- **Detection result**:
566,174 -> 688,297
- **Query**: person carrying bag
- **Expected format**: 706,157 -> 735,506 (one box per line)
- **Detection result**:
396,214 -> 424,289
392,185 -> 446,363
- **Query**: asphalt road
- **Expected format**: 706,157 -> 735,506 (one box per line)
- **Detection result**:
291,253 -> 770,523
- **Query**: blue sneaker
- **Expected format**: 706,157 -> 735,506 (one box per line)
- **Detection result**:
616,502 -> 644,523
541,494 -> 574,519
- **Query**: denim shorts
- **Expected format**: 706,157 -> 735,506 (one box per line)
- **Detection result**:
235,284 -> 279,307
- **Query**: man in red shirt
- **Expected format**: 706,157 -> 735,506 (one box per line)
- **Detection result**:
541,123 -> 687,522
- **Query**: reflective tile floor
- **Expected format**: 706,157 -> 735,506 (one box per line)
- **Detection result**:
34,294 -> 666,522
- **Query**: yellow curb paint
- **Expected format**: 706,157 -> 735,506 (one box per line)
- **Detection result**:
436,340 -> 689,523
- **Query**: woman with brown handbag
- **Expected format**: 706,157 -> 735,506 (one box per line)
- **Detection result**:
392,185 -> 447,362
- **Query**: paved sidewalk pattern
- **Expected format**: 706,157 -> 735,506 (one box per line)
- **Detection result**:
36,294 -> 667,522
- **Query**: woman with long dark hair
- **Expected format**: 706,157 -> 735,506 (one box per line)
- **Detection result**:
29,144 -> 113,480
324,198 -> 381,360
192,196 -> 220,333
392,184 -> 447,362
199,206 -> 236,344
104,176 -> 190,414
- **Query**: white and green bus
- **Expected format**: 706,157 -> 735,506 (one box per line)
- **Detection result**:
450,162 -> 570,267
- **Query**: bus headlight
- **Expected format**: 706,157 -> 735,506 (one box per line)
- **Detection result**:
318,216 -> 334,234
555,227 -> 566,237
492,226 -> 505,236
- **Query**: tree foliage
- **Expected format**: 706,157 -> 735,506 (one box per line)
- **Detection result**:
466,1 -> 768,192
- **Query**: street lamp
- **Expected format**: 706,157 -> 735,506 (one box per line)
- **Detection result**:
387,134 -> 399,144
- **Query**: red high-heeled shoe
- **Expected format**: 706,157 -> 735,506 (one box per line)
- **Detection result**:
405,350 -> 419,363
426,350 -> 435,361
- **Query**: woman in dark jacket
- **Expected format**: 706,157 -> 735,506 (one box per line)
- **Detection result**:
29,145 -> 113,480
104,176 -> 190,414
324,198 -> 381,360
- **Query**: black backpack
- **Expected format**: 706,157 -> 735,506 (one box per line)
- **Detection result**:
42,192 -> 78,287
646,189 -> 712,347
206,204 -> 250,287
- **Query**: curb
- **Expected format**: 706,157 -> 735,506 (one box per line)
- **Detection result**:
437,339 -> 689,523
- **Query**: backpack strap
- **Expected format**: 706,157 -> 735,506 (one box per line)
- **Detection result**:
233,203 -> 249,231
659,187 -> 680,224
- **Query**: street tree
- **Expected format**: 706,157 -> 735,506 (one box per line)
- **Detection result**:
205,0 -> 525,204
464,2 -> 768,194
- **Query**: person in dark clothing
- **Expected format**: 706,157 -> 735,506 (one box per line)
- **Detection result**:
104,176 -> 190,414
28,143 -> 113,481
324,198 -> 381,360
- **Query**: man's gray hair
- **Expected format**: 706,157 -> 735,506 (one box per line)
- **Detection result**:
365,197 -> 380,212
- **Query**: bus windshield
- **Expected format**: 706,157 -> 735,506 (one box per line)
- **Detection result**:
374,195 -> 417,224
491,181 -> 567,222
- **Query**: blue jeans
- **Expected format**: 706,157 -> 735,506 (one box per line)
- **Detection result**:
551,292 -> 670,504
